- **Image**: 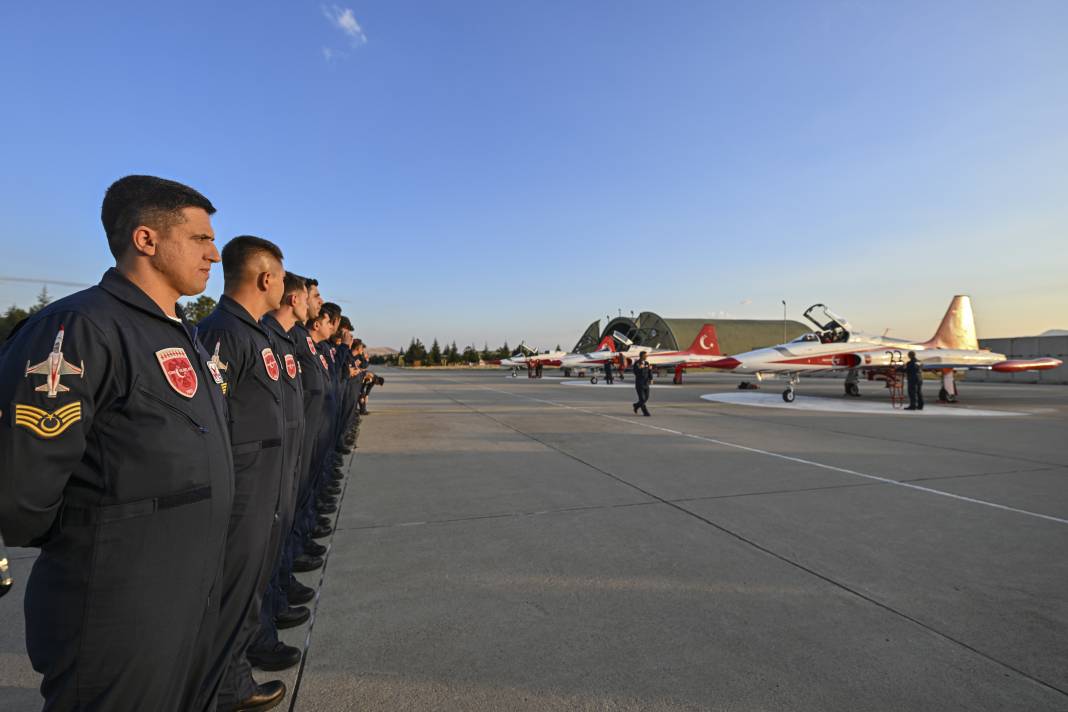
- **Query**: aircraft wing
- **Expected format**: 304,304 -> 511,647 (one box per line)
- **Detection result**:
59,359 -> 83,376
25,359 -> 49,375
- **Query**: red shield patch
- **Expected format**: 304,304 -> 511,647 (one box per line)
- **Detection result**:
306,336 -> 316,355
262,348 -> 280,381
319,354 -> 329,370
284,353 -> 298,379
155,347 -> 198,398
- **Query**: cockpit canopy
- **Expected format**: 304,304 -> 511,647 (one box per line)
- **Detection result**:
802,304 -> 852,343
791,333 -> 821,343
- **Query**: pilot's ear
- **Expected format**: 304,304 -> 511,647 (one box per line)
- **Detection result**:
131,226 -> 158,256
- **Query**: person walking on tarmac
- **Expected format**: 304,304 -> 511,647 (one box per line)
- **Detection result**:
632,351 -> 653,416
605,359 -> 614,384
0,175 -> 233,712
197,235 -> 290,712
903,351 -> 925,411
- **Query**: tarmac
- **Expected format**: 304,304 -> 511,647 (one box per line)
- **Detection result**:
2,368 -> 1067,711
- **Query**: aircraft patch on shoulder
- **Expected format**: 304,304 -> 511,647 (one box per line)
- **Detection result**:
14,401 -> 82,439
306,336 -> 317,355
207,341 -> 228,385
284,354 -> 298,379
24,326 -> 84,398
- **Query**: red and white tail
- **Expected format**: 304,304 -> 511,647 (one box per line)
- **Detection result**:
924,295 -> 979,351
687,324 -> 721,356
595,334 -> 616,352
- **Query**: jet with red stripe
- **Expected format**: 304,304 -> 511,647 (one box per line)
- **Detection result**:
695,297 -> 1062,402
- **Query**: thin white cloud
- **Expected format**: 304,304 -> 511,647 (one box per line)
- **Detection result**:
322,5 -> 367,45
322,46 -> 336,62
740,298 -> 753,306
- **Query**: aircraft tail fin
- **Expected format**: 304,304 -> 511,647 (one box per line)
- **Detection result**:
595,335 -> 616,352
687,324 -> 721,356
924,295 -> 979,350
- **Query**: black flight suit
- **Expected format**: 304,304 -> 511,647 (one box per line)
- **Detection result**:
0,268 -> 233,711
605,362 -> 614,384
197,296 -> 287,710
905,358 -> 924,410
633,359 -> 653,415
314,341 -> 342,496
253,314 -> 306,648
335,344 -> 359,450
287,324 -> 327,562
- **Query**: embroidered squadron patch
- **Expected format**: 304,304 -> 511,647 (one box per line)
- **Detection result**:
319,354 -> 329,370
14,401 -> 82,438
155,347 -> 199,398
262,348 -> 280,381
306,336 -> 316,355
284,354 -> 298,379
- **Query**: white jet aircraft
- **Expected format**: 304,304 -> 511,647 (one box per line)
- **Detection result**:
591,324 -> 723,383
696,296 -> 1062,402
25,326 -> 85,398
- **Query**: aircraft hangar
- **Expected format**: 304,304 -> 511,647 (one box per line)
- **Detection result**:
572,312 -> 811,355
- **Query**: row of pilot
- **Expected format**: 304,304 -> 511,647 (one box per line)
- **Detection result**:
0,174 -> 377,711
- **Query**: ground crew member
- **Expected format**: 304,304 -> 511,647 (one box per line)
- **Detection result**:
248,272 -> 311,672
197,235 -> 289,712
0,175 -> 233,711
904,351 -> 924,411
605,360 -> 614,384
633,351 -> 653,416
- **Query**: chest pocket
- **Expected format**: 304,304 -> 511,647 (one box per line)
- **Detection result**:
229,368 -> 283,448
99,375 -> 212,502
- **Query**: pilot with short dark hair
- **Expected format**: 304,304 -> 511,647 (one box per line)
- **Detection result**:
632,351 -> 653,416
0,175 -> 233,711
197,234 -> 290,712
903,351 -> 924,411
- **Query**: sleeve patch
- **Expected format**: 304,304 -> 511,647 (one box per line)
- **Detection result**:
14,401 -> 82,438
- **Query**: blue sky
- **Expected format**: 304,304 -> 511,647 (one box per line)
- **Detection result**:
1,1 -> 1065,350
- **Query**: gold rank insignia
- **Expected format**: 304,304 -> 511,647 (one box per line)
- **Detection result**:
14,401 -> 82,438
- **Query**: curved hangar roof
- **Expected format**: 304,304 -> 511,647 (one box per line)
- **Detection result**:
574,312 -> 809,355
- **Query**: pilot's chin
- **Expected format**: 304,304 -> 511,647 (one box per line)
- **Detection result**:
186,277 -> 210,296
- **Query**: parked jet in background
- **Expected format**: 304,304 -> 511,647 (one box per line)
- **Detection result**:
698,297 -> 1062,402
605,324 -> 724,383
500,342 -> 577,376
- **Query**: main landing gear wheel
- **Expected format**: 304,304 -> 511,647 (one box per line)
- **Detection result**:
782,388 -> 795,403
590,376 -> 598,384
845,382 -> 860,397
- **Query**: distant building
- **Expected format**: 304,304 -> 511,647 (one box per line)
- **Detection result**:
971,335 -> 1068,384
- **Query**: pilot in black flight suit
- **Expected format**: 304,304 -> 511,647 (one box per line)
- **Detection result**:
0,176 -> 233,712
197,236 -> 289,712
633,352 -> 653,416
904,351 -> 925,411
248,273 -> 311,671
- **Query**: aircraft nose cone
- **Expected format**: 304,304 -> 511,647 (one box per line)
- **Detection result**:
706,357 -> 741,370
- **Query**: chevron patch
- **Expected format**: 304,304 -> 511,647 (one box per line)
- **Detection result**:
14,401 -> 82,438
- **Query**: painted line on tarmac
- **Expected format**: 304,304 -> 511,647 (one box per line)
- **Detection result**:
700,391 -> 1026,417
479,385 -> 1068,527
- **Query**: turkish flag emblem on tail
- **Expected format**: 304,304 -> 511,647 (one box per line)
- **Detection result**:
155,347 -> 199,398
262,348 -> 280,381
688,324 -> 721,356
